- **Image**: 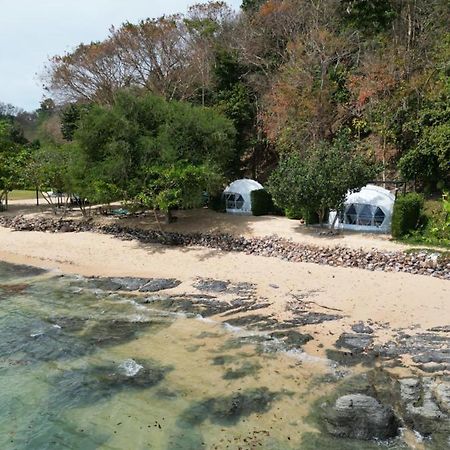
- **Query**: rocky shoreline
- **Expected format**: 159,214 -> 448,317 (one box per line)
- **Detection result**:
2,257 -> 450,447
1,215 -> 449,280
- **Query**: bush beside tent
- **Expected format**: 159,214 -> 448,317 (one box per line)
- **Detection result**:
251,189 -> 274,216
391,193 -> 424,238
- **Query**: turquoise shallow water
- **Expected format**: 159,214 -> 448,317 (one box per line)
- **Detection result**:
0,261 -> 422,449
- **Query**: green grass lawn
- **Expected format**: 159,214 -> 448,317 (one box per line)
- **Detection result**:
7,190 -> 42,201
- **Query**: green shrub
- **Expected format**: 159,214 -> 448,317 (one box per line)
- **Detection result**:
285,207 -> 303,219
251,189 -> 274,216
302,207 -> 320,225
208,193 -> 226,212
284,206 -> 319,224
391,193 -> 424,238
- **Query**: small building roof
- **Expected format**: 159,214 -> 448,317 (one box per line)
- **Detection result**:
345,184 -> 395,213
224,179 -> 264,194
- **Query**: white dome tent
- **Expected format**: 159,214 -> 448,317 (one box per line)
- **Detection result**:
223,179 -> 263,214
329,184 -> 395,233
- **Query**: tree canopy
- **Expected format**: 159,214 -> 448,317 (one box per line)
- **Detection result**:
2,0 -> 449,224
268,136 -> 380,225
0,120 -> 30,202
57,91 -> 235,216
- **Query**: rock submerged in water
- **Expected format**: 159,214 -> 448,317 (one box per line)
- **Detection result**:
178,387 -> 279,427
324,394 -> 398,440
139,278 -> 181,292
84,276 -> 181,292
399,377 -> 450,437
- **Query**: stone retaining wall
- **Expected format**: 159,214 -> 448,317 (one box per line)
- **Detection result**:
1,215 -> 449,280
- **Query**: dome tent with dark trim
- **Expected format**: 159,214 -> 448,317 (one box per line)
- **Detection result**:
329,185 -> 395,233
223,179 -> 263,214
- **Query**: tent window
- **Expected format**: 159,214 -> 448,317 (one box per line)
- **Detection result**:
345,204 -> 357,224
225,193 -> 244,210
344,203 -> 386,227
374,207 -> 385,226
358,204 -> 372,226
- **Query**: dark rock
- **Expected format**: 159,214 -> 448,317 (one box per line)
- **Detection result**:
428,326 -> 450,333
326,349 -> 377,367
51,358 -> 171,408
399,377 -> 450,436
0,314 -> 88,363
223,314 -> 279,330
46,316 -> 88,332
335,333 -> 374,354
324,394 -> 398,440
351,322 -> 374,334
0,261 -> 47,282
194,278 -> 254,295
83,318 -> 168,347
83,277 -> 143,291
195,279 -> 229,293
269,330 -> 313,349
376,332 -> 450,371
211,355 -> 235,365
139,278 -> 181,292
179,387 -> 279,427
142,295 -> 233,317
413,350 -> 450,365
286,312 -> 343,327
109,277 -> 150,291
222,361 -> 262,380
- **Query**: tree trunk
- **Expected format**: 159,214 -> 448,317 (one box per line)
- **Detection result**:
165,209 -> 174,224
318,209 -> 325,227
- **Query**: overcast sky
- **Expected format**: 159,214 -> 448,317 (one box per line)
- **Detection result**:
0,0 -> 241,111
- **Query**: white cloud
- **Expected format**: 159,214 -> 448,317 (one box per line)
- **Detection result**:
0,0 -> 241,111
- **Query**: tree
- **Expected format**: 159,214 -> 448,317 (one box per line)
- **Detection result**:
0,120 -> 30,204
398,35 -> 450,189
61,103 -> 91,141
241,0 -> 266,13
39,0 -> 449,192
0,102 -> 23,118
135,163 -> 224,223
261,10 -> 356,150
268,136 -> 380,226
339,0 -> 397,35
23,145 -> 72,212
44,3 -> 235,106
62,91 -> 235,217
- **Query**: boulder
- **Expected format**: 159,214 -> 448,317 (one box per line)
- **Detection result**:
399,377 -> 450,436
324,394 -> 398,440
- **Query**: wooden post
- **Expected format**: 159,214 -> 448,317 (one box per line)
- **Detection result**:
36,187 -> 39,206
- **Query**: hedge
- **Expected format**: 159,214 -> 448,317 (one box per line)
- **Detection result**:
208,193 -> 226,212
391,193 -> 424,238
251,189 -> 274,216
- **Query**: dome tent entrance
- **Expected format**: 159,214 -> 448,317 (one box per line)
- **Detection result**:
224,179 -> 263,214
329,185 -> 395,233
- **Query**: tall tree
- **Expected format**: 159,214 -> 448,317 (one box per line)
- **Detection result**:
268,135 -> 380,225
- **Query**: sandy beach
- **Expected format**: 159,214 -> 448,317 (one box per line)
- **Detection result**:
1,221 -> 449,358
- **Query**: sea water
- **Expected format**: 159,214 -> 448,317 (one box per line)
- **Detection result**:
0,261 -> 417,449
